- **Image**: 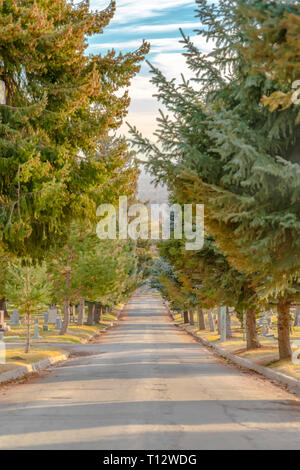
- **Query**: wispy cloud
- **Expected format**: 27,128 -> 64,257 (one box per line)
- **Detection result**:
90,35 -> 213,55
109,22 -> 201,34
91,0 -> 195,23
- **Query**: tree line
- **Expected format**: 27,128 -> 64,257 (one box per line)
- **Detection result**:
0,0 -> 150,351
131,0 -> 300,361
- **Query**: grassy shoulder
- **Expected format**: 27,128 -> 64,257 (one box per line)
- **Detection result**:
4,309 -> 121,345
0,347 -> 66,375
174,312 -> 300,381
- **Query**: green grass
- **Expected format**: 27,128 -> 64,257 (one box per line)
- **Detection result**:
0,347 -> 65,375
4,308 -> 122,344
176,312 -> 300,381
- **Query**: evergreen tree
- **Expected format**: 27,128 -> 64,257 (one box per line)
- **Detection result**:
0,0 -> 149,259
238,0 -> 300,111
48,223 -> 139,334
159,236 -> 261,347
131,0 -> 300,360
4,261 -> 52,353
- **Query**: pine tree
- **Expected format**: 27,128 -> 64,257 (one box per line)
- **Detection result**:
48,223 -> 139,334
4,261 -> 52,353
238,0 -> 300,111
130,0 -> 300,360
0,0 -> 149,259
159,236 -> 262,348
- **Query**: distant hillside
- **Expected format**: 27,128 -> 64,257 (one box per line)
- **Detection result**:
138,170 -> 169,204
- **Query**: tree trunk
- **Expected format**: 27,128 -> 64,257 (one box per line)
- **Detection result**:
277,299 -> 292,360
60,298 -> 70,335
87,303 -> 95,326
94,304 -> 101,324
0,298 -> 9,320
197,307 -> 206,330
183,311 -> 189,324
217,307 -> 221,334
208,312 -> 216,332
189,310 -> 194,326
226,306 -> 232,339
77,299 -> 85,326
60,265 -> 71,335
25,314 -> 31,354
245,307 -> 261,350
294,306 -> 300,327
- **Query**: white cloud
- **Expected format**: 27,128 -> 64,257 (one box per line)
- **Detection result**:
89,34 -> 214,55
110,22 -> 201,34
91,0 -> 195,24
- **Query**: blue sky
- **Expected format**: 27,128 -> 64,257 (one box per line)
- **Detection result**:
88,1 -> 211,138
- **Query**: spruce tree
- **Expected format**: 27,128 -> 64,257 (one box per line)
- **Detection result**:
130,0 -> 300,360
0,0 -> 148,259
4,261 -> 52,353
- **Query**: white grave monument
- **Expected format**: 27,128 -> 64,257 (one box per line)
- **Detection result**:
48,307 -> 57,324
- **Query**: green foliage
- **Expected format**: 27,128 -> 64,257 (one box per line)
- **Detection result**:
0,0 -> 149,259
4,261 -> 52,317
131,0 -> 300,303
237,0 -> 300,111
48,223 -> 139,308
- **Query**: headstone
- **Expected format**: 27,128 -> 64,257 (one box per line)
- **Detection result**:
0,331 -> 3,340
208,313 -> 216,332
262,324 -> 269,336
55,316 -> 62,330
48,308 -> 57,324
10,309 -> 20,326
43,325 -> 49,332
0,310 -> 5,329
0,80 -> 6,105
220,306 -> 227,342
33,324 -> 41,340
44,312 -> 49,323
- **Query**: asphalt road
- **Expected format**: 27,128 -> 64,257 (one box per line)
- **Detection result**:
0,287 -> 300,450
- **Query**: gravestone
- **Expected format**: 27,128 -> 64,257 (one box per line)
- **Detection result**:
0,310 -> 5,329
48,308 -> 57,324
0,80 -> 6,105
208,313 -> 216,332
220,306 -> 227,342
55,316 -> 62,330
33,324 -> 41,340
262,324 -> 269,336
10,309 -> 20,326
44,312 -> 49,323
0,331 -> 3,340
43,325 -> 49,332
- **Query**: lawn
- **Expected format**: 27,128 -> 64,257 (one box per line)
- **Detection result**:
0,348 -> 65,375
3,307 -> 122,344
173,311 -> 300,381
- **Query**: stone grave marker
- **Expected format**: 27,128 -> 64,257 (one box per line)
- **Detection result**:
10,309 -> 20,326
208,312 -> 216,332
33,324 -> 41,340
0,310 -> 5,330
55,316 -> 62,330
48,307 -> 57,324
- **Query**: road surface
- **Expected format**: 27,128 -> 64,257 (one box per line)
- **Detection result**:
0,287 -> 300,450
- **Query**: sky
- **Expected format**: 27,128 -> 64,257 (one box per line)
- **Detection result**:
88,0 -> 211,140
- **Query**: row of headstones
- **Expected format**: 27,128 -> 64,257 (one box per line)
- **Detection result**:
181,309 -> 274,337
